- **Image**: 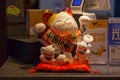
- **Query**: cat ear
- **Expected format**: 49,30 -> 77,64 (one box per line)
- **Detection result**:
64,7 -> 73,17
43,13 -> 53,25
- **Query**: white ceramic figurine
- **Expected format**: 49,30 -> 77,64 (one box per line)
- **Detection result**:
75,34 -> 93,60
33,11 -> 93,64
33,11 -> 81,63
40,45 -> 55,63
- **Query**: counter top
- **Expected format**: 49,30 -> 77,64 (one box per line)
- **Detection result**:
3,36 -> 120,79
0,57 -> 120,80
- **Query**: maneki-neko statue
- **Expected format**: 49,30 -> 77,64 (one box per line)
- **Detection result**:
31,10 -> 93,72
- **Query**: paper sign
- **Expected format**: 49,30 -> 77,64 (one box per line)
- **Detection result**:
42,29 -> 76,52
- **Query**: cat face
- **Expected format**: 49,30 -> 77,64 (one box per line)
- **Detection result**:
50,12 -> 78,34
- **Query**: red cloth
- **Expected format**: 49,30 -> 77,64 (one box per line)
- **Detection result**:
35,60 -> 91,72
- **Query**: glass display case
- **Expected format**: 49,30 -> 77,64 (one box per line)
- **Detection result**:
0,0 -> 120,80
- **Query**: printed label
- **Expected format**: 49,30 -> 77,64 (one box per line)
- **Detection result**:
42,29 -> 76,52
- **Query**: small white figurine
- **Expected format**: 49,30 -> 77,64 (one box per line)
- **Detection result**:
75,34 -> 93,60
40,45 -> 55,63
75,41 -> 88,60
55,53 -> 69,65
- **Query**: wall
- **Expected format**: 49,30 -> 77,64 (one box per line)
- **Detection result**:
39,0 -> 64,11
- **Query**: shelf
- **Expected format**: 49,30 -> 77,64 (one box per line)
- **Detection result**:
0,57 -> 120,80
1,36 -> 120,79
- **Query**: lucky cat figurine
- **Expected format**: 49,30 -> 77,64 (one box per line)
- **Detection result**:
31,10 -> 93,73
33,11 -> 81,63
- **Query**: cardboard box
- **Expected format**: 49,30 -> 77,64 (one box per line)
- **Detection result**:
26,9 -> 53,36
108,18 -> 120,65
87,20 -> 108,64
26,9 -> 44,36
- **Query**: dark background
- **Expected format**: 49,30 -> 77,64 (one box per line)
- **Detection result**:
0,0 -> 7,67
